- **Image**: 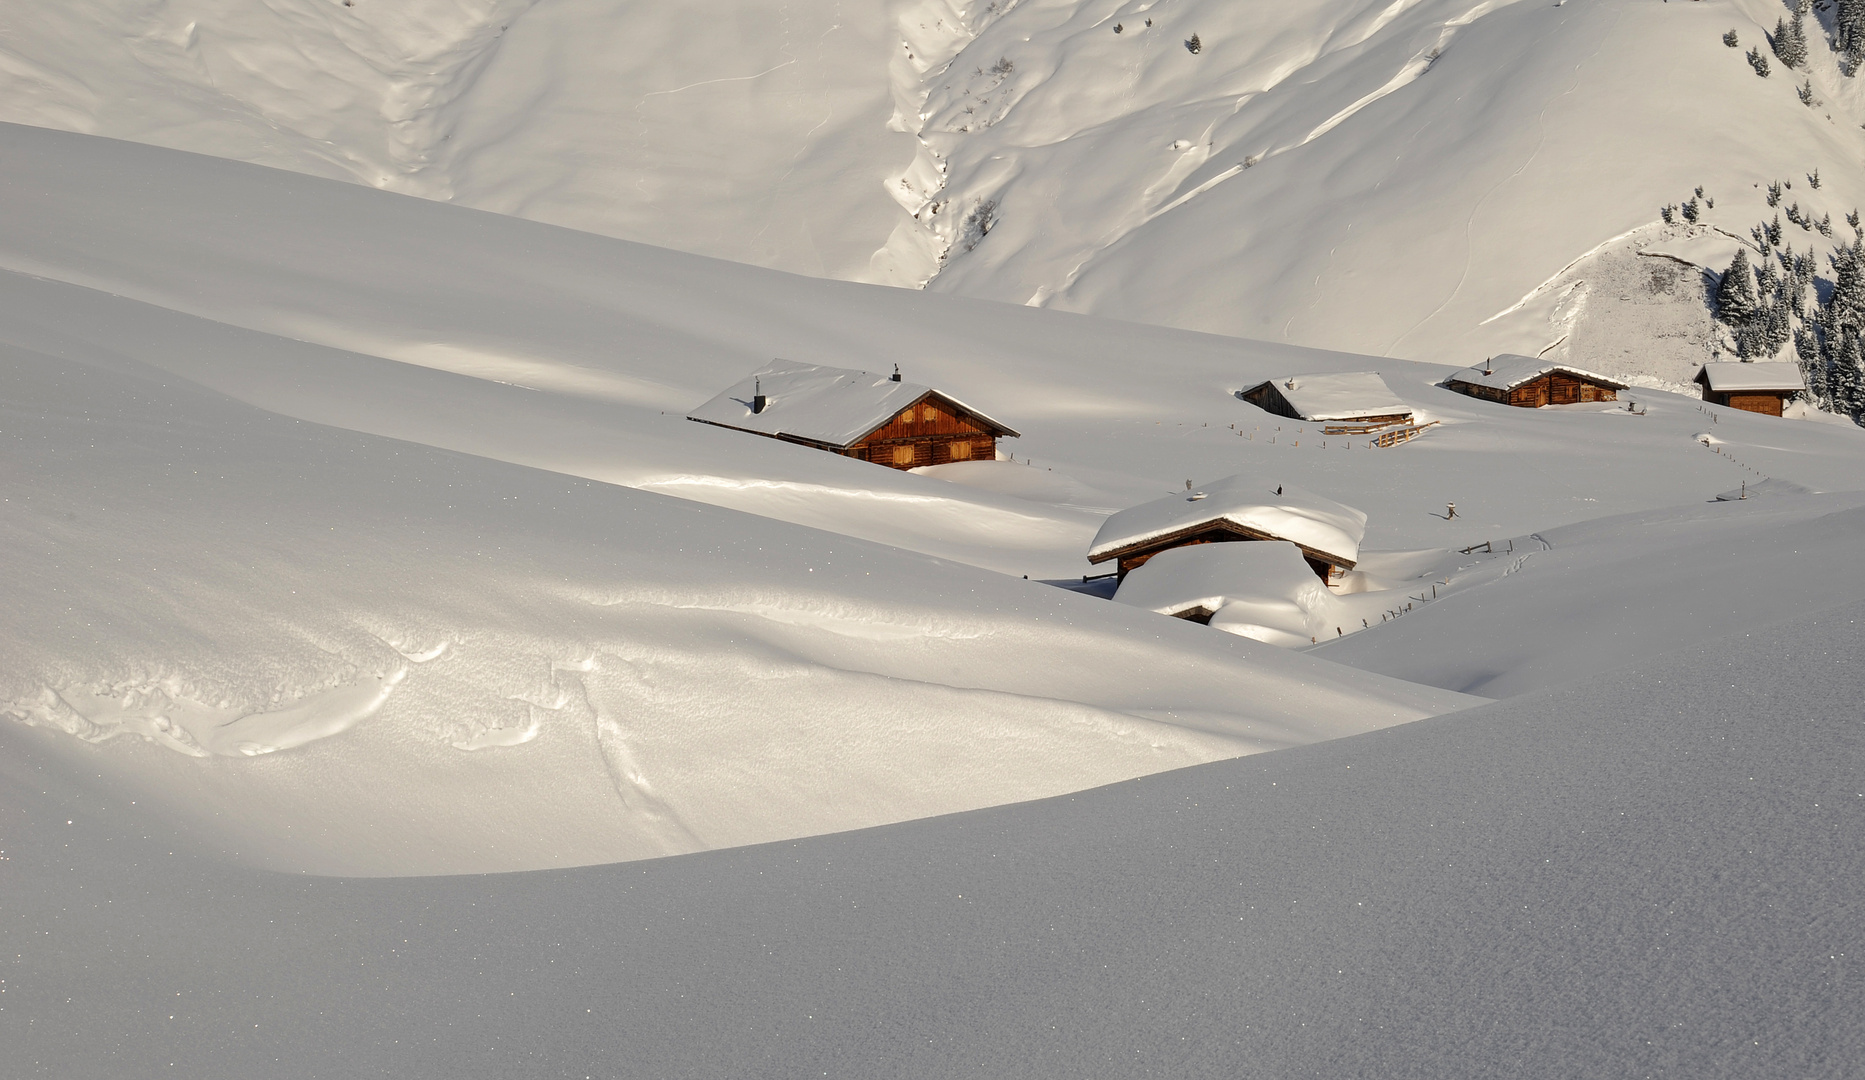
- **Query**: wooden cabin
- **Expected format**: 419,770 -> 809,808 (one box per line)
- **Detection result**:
688,360 -> 1018,469
1443,355 -> 1626,408
1695,362 -> 1805,416
1238,371 -> 1412,430
1087,476 -> 1366,584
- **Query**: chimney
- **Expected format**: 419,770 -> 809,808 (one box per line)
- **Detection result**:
890,364 -> 902,382
752,377 -> 767,414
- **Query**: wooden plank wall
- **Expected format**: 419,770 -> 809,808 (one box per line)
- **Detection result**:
851,396 -> 997,469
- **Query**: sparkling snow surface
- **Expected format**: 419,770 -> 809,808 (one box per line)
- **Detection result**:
6,602 -> 1861,1077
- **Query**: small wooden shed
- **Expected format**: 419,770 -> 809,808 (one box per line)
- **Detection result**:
1442,355 -> 1626,408
1238,371 -> 1412,429
688,360 -> 1019,469
1087,476 -> 1367,583
1695,362 -> 1805,416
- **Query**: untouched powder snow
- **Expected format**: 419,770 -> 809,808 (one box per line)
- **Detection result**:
5,599 -> 1860,1077
0,343 -> 1472,876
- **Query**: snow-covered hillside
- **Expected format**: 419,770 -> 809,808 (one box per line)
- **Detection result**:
3,0 -> 1860,381
5,123 -> 1864,878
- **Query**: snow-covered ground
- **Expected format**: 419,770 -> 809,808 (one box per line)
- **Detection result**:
7,598 -> 1860,1077
3,0 -> 1861,379
2,52 -> 1865,1074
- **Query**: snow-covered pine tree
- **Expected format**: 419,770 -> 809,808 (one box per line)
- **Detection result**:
1828,330 -> 1865,420
1796,325 -> 1828,405
1843,0 -> 1865,67
1748,47 -> 1772,77
1724,29 -> 1740,48
1773,16 -> 1808,68
1829,240 -> 1865,335
1716,247 -> 1761,325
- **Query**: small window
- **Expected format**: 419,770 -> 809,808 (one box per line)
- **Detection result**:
947,441 -> 973,461
892,444 -> 917,466
921,404 -> 939,422
899,409 -> 915,424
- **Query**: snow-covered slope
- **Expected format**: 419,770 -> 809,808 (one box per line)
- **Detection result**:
3,124 -> 1865,882
2,0 -> 1858,377
0,342 -> 1469,876
7,598 -> 1860,1077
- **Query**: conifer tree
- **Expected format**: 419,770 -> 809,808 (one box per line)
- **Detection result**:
1829,330 -> 1865,420
1773,15 -> 1808,68
1796,326 -> 1827,405
1843,0 -> 1865,66
1829,241 -> 1865,335
1716,247 -> 1761,324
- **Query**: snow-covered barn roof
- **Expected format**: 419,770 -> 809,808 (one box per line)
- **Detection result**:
1695,362 -> 1806,393
1112,541 -> 1321,618
1444,354 -> 1628,392
687,360 -> 1018,447
1088,476 -> 1367,568
1241,371 -> 1411,422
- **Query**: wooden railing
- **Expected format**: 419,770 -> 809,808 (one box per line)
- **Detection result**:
1370,420 -> 1439,447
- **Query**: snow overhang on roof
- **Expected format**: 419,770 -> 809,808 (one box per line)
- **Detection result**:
1696,362 -> 1807,393
1088,476 -> 1367,568
1444,354 -> 1628,393
687,359 -> 1018,447
1242,371 -> 1410,421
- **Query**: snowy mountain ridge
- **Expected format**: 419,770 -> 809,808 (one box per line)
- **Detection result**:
8,0 -> 1865,388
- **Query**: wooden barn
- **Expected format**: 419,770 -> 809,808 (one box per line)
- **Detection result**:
1238,371 -> 1412,429
1695,362 -> 1805,416
687,360 -> 1018,469
1442,355 -> 1626,408
1087,475 -> 1367,584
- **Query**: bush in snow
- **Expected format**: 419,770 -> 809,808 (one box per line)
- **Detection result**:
1661,204 -> 1676,225
1748,47 -> 1772,77
1809,169 -> 1822,190
1768,181 -> 1783,208
959,199 -> 998,252
1798,80 -> 1819,106
1849,210 -> 1862,234
1185,33 -> 1202,54
1723,29 -> 1740,48
1681,198 -> 1700,223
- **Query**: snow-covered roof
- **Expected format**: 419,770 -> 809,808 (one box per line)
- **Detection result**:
1089,476 -> 1367,568
1112,541 -> 1320,617
1444,354 -> 1628,392
1695,362 -> 1806,393
688,360 -> 1017,447
1242,371 -> 1411,421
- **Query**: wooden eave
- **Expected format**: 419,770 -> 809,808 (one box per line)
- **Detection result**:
1086,519 -> 1357,571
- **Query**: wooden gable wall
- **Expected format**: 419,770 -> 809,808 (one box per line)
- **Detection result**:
847,394 -> 1000,469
